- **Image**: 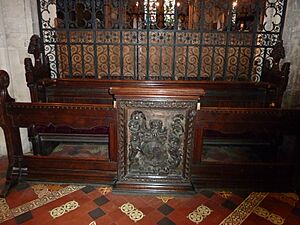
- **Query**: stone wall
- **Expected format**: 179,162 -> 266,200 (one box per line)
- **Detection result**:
282,0 -> 300,108
0,0 -> 38,155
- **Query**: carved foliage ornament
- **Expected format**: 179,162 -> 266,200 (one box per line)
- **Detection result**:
128,111 -> 185,175
117,100 -> 197,182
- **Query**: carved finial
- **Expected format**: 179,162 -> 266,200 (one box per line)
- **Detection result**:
28,35 -> 42,67
24,58 -> 33,73
28,35 -> 41,55
24,58 -> 34,84
0,70 -> 10,90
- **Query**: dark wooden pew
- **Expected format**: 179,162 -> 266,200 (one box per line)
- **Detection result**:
1,69 -> 300,199
192,107 -> 300,191
0,70 -> 118,196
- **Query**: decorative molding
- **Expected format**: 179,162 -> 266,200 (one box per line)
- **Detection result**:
8,103 -> 114,111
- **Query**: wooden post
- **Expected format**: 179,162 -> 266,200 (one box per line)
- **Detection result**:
0,70 -> 24,197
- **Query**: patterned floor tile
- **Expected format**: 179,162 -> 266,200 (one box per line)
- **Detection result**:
0,157 -> 299,225
292,207 -> 300,217
15,211 -> 33,224
93,196 -> 109,206
88,208 -> 106,220
157,217 -> 176,225
81,185 -> 95,194
221,199 -> 238,211
200,190 -> 215,198
157,204 -> 174,216
15,183 -> 30,192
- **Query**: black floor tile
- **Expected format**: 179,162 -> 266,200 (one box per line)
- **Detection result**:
88,208 -> 106,220
157,217 -> 176,225
94,196 -> 109,206
15,211 -> 33,224
222,200 -> 238,211
157,204 -> 174,216
200,190 -> 214,198
292,207 -> 300,218
233,191 -> 249,199
81,185 -> 95,194
15,182 -> 30,191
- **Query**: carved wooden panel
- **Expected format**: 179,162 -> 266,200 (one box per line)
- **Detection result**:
116,100 -> 197,190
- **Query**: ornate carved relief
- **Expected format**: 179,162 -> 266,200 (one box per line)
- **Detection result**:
128,111 -> 184,175
117,100 -> 197,183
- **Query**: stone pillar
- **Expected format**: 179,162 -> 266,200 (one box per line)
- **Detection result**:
0,0 -> 38,155
282,0 -> 300,108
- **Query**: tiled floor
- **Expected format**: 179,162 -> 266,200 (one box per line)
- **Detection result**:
1,156 -> 300,225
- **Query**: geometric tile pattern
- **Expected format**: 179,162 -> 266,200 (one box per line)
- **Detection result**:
49,200 -> 80,218
217,191 -> 233,199
270,192 -> 299,207
0,157 -> 300,225
219,192 -> 268,225
254,206 -> 285,225
0,184 -> 84,223
119,202 -> 145,222
97,186 -> 112,195
187,204 -> 212,224
31,184 -> 51,198
0,197 -> 12,222
31,183 -> 63,199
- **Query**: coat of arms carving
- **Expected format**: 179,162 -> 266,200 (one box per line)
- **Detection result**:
128,110 -> 185,176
